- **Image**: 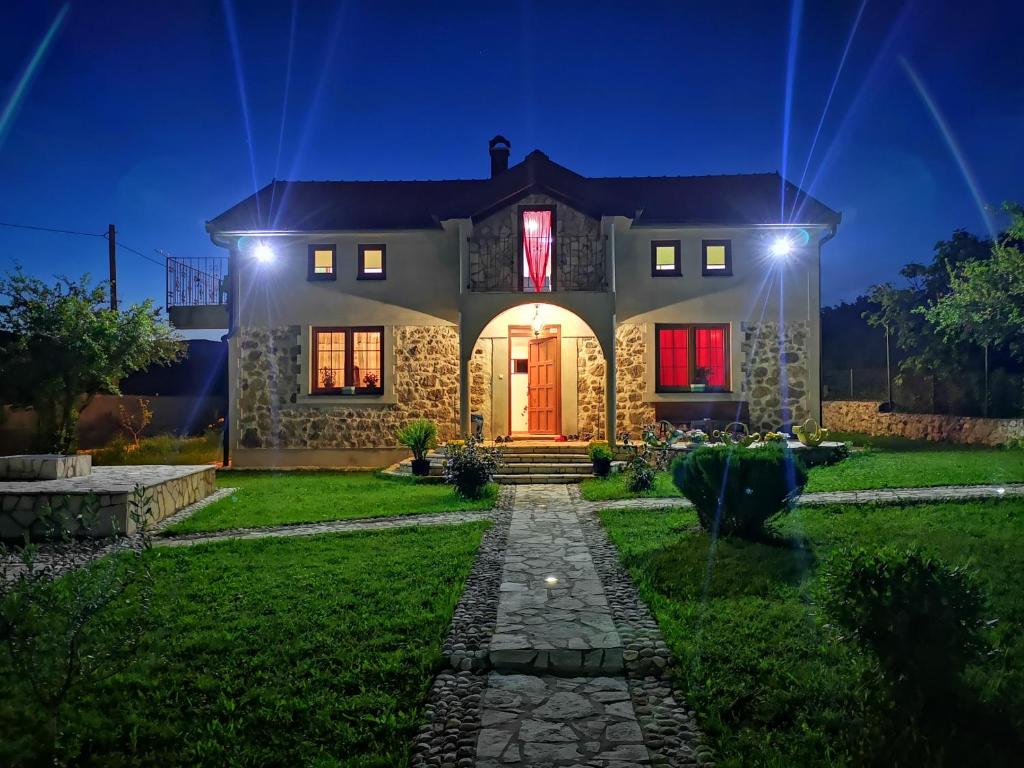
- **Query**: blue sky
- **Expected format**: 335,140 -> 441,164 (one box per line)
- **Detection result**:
1,0 -> 1021,320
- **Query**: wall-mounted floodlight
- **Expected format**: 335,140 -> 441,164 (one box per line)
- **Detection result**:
253,242 -> 275,263
769,236 -> 794,259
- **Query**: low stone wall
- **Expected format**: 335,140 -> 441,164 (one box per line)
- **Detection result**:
823,400 -> 1024,446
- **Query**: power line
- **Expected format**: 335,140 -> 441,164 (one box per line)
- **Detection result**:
0,220 -> 106,238
110,238 -> 166,269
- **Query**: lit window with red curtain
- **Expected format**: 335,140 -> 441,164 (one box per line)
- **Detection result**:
695,327 -> 727,387
657,327 -> 689,389
656,324 -> 730,391
522,209 -> 552,292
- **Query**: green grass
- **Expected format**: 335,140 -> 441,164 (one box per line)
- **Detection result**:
599,500 -> 1024,766
0,523 -> 488,767
164,470 -> 497,535
578,446 -> 1024,500
90,432 -> 222,466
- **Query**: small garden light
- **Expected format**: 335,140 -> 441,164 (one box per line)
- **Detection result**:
545,575 -> 558,586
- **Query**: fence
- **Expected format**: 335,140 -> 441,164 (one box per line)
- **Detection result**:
166,256 -> 228,308
822,367 -> 1024,418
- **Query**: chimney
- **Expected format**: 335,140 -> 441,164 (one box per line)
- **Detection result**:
489,135 -> 511,177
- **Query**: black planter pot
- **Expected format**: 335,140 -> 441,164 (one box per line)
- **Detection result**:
593,457 -> 612,477
411,458 -> 431,477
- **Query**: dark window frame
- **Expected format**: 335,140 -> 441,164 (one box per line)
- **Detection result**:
310,325 -> 385,395
307,244 -> 337,281
517,204 -> 558,292
701,239 -> 733,276
654,323 -> 731,393
651,240 -> 682,277
357,244 -> 387,280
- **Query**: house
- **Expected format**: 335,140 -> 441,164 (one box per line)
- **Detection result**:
172,137 -> 839,468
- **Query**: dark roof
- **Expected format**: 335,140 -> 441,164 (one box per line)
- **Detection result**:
206,150 -> 840,233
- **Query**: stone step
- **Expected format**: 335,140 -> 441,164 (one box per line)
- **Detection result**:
499,463 -> 593,475
493,474 -> 593,485
500,453 -> 590,463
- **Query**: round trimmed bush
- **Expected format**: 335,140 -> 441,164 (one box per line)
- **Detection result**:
818,546 -> 990,696
671,444 -> 807,539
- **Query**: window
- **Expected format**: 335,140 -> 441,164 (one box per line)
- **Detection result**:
308,245 -> 336,280
520,207 -> 554,292
358,244 -> 386,280
311,327 -> 384,394
702,239 -> 732,276
651,240 -> 681,276
655,324 -> 730,392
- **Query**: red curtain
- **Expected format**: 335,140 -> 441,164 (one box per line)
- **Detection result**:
695,328 -> 726,387
523,210 -> 552,293
658,328 -> 689,387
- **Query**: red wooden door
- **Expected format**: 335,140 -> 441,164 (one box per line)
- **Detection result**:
528,336 -> 559,434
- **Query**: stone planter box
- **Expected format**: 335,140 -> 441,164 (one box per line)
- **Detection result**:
0,465 -> 216,540
0,454 -> 92,480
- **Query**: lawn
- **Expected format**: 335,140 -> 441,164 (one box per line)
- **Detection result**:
89,432 -> 222,466
599,499 -> 1024,766
163,470 -> 497,535
0,522 -> 488,766
579,444 -> 1024,500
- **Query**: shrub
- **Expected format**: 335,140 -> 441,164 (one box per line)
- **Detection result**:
672,444 -> 807,538
395,419 -> 438,460
818,546 -> 990,699
443,436 -> 502,499
625,445 -> 656,492
588,441 -> 613,477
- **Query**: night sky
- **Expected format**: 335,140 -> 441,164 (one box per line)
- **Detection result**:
1,0 -> 1021,325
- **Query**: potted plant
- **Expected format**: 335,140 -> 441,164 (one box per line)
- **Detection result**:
690,366 -> 711,392
588,441 -> 614,477
363,371 -> 380,392
320,367 -> 336,390
396,418 -> 438,476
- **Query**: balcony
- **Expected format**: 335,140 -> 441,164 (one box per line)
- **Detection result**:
166,256 -> 228,329
467,234 -> 607,292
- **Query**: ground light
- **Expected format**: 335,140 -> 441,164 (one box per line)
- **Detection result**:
545,575 -> 558,586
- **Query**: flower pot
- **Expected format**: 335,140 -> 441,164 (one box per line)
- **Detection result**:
411,458 -> 431,476
690,384 -> 706,393
593,457 -> 612,477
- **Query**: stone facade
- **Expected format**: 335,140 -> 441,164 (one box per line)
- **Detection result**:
742,321 -> 811,431
236,325 -> 460,450
614,324 -> 655,437
576,337 -> 605,438
823,400 -> 1024,446
0,465 -> 215,540
470,340 -> 493,435
468,194 -> 604,292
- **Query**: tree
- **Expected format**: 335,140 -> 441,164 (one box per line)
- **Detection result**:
924,203 -> 1024,360
0,270 -> 184,452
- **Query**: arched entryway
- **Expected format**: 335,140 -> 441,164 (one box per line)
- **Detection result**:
458,301 -> 616,442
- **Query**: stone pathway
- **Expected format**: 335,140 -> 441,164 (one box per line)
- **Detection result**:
411,484 -> 706,768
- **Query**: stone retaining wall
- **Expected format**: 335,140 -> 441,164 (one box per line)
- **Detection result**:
823,400 -> 1024,446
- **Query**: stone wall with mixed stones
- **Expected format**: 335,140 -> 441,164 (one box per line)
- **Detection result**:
742,321 -> 811,431
576,337 -> 605,438
468,194 -> 602,292
575,325 -> 654,440
823,400 -> 1024,446
236,325 -> 460,449
470,340 -> 492,434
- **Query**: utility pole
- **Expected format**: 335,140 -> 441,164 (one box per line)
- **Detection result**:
107,223 -> 117,311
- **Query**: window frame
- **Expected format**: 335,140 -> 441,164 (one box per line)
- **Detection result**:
701,239 -> 733,277
307,244 -> 337,281
654,323 -> 731,393
517,204 -> 557,292
310,325 -> 385,395
650,240 -> 682,277
357,244 -> 387,280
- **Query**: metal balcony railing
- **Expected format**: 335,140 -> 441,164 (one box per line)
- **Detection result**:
166,257 -> 228,308
467,234 -> 607,292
